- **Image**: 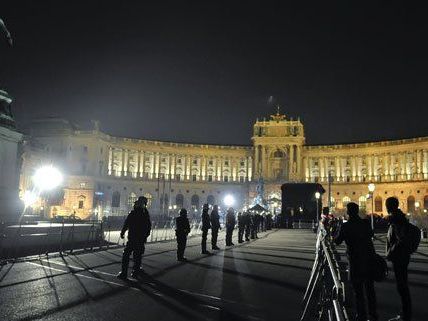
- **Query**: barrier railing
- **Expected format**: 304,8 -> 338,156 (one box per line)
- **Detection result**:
301,224 -> 349,321
0,216 -> 203,262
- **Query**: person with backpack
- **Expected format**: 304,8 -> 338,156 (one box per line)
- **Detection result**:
117,196 -> 151,280
334,202 -> 378,321
386,197 -> 420,321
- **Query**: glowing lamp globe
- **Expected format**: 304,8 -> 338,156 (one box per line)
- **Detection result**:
33,165 -> 63,191
224,194 -> 235,207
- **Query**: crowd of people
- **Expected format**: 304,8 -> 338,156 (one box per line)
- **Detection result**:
116,197 -> 273,277
116,195 -> 418,321
331,197 -> 418,321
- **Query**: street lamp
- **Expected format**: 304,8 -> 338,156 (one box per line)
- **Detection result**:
33,165 -> 63,192
315,192 -> 321,224
368,183 -> 375,230
33,165 -> 63,217
224,194 -> 235,208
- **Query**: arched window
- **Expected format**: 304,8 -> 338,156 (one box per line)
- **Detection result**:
207,195 -> 215,205
330,197 -> 336,210
144,193 -> 152,208
375,196 -> 383,212
191,194 -> 199,210
112,191 -> 121,208
358,195 -> 367,210
128,192 -> 137,207
176,194 -> 184,207
342,196 -> 351,207
424,195 -> 428,210
407,196 -> 415,213
273,149 -> 284,158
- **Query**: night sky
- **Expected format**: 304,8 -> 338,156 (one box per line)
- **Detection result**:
1,1 -> 427,146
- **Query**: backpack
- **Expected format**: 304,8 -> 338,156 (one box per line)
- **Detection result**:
406,222 -> 421,254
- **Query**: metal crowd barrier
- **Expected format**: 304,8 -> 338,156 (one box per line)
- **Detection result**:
0,217 -> 203,263
292,220 -> 316,229
301,224 -> 349,321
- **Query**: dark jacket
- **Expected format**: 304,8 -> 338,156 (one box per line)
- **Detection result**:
226,211 -> 236,228
121,207 -> 151,243
210,210 -> 221,230
386,210 -> 410,262
176,216 -> 191,235
237,213 -> 244,228
202,209 -> 211,230
335,216 -> 375,280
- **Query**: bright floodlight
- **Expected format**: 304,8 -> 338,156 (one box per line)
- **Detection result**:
23,190 -> 37,207
224,194 -> 235,207
315,192 -> 321,199
33,165 -> 63,191
368,183 -> 375,193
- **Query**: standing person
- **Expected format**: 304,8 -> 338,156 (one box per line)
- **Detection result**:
225,207 -> 236,246
201,203 -> 211,254
244,212 -> 251,241
335,202 -> 378,321
237,212 -> 245,243
386,197 -> 412,321
210,205 -> 221,250
117,196 -> 151,280
175,208 -> 191,261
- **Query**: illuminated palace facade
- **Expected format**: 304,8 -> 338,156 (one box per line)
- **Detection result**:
20,112 -> 428,219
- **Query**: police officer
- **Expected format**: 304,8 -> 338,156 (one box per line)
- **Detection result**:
244,212 -> 251,241
201,203 -> 211,254
210,205 -> 221,250
176,208 -> 191,261
237,212 -> 245,243
225,207 -> 236,246
117,196 -> 151,280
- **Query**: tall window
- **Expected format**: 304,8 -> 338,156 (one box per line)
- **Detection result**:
342,196 -> 351,207
128,192 -> 137,208
207,195 -> 215,205
223,176 -> 229,182
375,196 -> 383,212
192,174 -> 197,181
407,196 -> 415,213
112,191 -> 121,208
144,193 -> 152,208
191,194 -> 200,210
358,195 -> 367,210
176,194 -> 184,208
424,195 -> 428,210
239,176 -> 245,183
208,175 -> 213,182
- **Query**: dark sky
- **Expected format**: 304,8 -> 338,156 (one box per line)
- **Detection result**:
1,1 -> 427,145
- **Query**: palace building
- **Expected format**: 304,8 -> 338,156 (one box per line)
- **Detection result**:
19,110 -> 428,219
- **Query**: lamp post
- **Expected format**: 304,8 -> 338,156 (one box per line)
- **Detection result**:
315,191 -> 321,224
368,183 -> 375,230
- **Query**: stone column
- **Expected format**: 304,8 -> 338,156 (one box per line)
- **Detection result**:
351,156 -> 356,181
248,156 -> 252,181
423,150 -> 428,179
335,157 -> 341,182
108,146 -> 113,175
261,146 -> 266,178
373,155 -> 378,180
297,146 -> 302,179
254,146 -> 259,177
139,151 -> 144,177
289,145 -> 294,177
319,156 -> 325,182
155,152 -> 160,179
303,157 -> 309,182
